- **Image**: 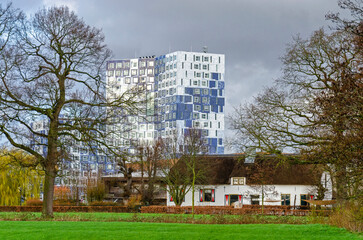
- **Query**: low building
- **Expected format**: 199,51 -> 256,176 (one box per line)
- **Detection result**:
167,154 -> 333,208
102,171 -> 167,205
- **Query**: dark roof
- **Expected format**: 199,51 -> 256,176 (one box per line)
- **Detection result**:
174,154 -> 324,186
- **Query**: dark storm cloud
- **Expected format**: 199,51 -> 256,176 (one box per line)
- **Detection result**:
10,0 -> 342,148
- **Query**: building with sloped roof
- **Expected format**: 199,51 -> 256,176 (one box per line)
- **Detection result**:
167,154 -> 333,207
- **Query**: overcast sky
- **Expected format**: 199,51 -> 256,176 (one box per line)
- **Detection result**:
10,0 -> 345,150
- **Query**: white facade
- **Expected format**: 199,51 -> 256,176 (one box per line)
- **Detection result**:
106,50 -> 226,155
154,51 -> 225,154
167,174 -> 333,207
106,57 -> 156,155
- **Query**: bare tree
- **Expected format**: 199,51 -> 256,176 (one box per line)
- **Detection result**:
229,24 -> 362,202
246,160 -> 278,213
162,128 -> 207,217
134,139 -> 164,205
0,6 -> 140,217
162,134 -> 192,207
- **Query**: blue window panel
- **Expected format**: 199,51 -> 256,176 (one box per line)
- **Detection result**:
211,73 -> 219,80
217,98 -> 225,106
185,88 -> 193,95
210,138 -> 217,147
176,103 -> 184,111
210,97 -> 217,104
176,95 -> 182,103
209,81 -> 216,88
218,138 -> 223,145
186,104 -> 193,111
211,89 -> 217,96
211,104 -> 218,113
209,146 -> 216,154
185,96 -> 192,102
217,147 -> 224,154
185,120 -> 192,128
220,106 -> 224,112
218,81 -> 224,89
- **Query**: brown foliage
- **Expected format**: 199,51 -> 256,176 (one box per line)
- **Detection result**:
25,199 -> 43,206
329,201 -> 363,233
140,205 -> 331,216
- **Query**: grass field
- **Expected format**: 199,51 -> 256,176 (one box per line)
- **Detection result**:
0,221 -> 360,240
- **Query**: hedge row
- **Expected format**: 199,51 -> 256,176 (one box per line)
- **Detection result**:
140,206 -> 331,216
0,206 -> 132,213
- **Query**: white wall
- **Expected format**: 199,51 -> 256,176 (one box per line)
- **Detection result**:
167,183 -> 333,207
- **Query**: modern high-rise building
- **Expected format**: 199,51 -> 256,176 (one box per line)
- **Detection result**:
106,50 -> 225,154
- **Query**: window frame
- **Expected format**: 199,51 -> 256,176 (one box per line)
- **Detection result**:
200,189 -> 215,202
281,194 -> 291,206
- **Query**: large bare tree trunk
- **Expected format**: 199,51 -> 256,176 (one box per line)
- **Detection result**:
42,167 -> 56,218
191,167 -> 195,218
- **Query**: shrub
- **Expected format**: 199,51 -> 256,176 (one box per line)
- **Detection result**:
25,199 -> 43,206
86,179 -> 105,203
329,201 -> 363,233
127,195 -> 142,209
53,200 -> 75,206
54,186 -> 72,200
89,201 -> 118,206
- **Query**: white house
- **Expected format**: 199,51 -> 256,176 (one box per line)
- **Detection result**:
167,154 -> 333,207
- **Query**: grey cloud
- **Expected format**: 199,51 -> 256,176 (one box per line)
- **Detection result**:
11,0 -> 342,150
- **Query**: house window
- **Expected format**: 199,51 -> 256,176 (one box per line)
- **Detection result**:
251,195 -> 259,205
281,194 -> 291,206
300,194 -> 309,206
200,189 -> 215,202
228,195 -> 240,206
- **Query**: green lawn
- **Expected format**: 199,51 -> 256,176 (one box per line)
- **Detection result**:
0,221 -> 360,240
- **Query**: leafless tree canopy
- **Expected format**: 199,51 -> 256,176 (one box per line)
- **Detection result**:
0,5 -> 141,217
229,1 -> 362,201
